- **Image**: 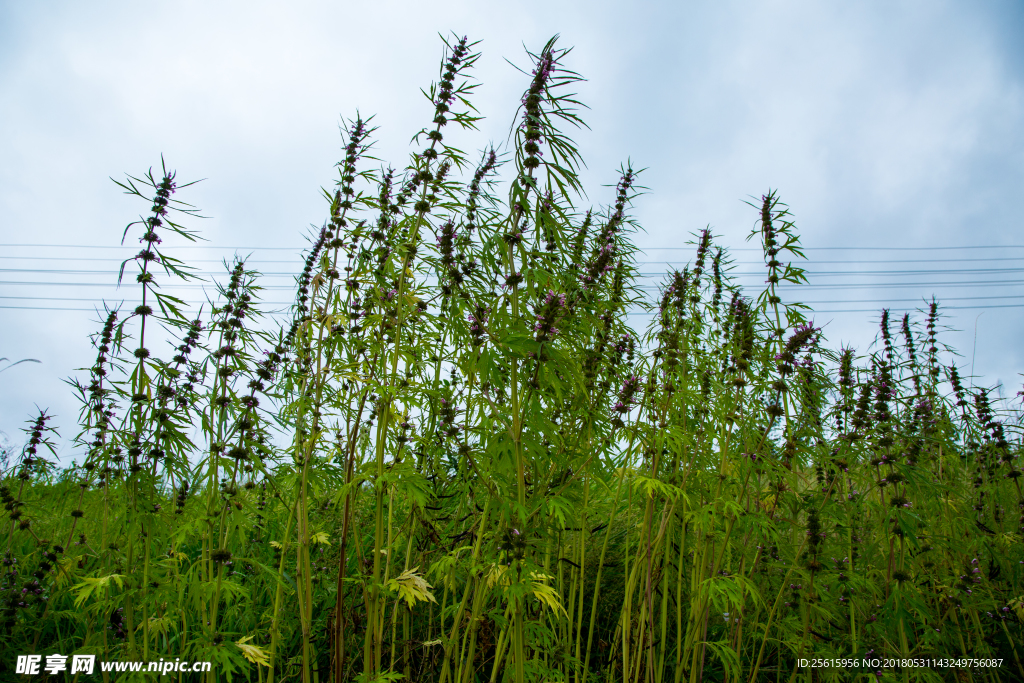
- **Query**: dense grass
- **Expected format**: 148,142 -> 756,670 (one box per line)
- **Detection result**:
2,34 -> 1023,683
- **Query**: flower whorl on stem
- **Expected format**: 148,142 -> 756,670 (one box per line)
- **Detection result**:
534,290 -> 567,343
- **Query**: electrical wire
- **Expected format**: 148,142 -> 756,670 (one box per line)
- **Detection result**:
7,243 -> 1024,250
6,254 -> 1024,265
6,293 -> 1024,305
3,306 -> 1022,316
6,244 -> 1024,313
637,245 -> 1024,251
5,267 -> 1024,278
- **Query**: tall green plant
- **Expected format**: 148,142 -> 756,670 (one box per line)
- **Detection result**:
1,34 -> 1023,683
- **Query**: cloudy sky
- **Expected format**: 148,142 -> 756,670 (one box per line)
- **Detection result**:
2,0 -> 1023,457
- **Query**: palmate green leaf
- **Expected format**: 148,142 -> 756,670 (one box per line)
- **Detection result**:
380,462 -> 431,509
331,474 -> 368,509
191,640 -> 248,681
217,577 -> 250,603
529,573 -> 567,618
486,564 -> 567,617
153,249 -> 202,282
701,573 -> 764,615
235,635 -> 272,667
138,614 -> 177,642
72,574 -> 125,608
387,567 -> 437,609
427,546 -> 472,587
631,475 -> 687,503
542,494 -> 573,528
51,556 -> 79,590
702,640 -> 742,682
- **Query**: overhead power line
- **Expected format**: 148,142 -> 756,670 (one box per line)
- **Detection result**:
5,267 -> 1024,278
0,244 -> 302,250
627,304 -> 1024,314
0,295 -> 296,306
4,294 -> 1023,306
0,281 -> 300,289
5,244 -> 1024,314
5,303 -> 1024,314
5,279 -> 1024,292
7,243 -> 1024,251
639,257 -> 1024,265
5,255 -> 1024,266
637,245 -> 1024,251
3,292 -> 1024,309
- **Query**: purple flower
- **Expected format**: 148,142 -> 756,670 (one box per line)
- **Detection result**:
533,289 -> 567,342
614,375 -> 642,414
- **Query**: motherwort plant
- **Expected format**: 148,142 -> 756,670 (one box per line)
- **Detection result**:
1,34 -> 1022,683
